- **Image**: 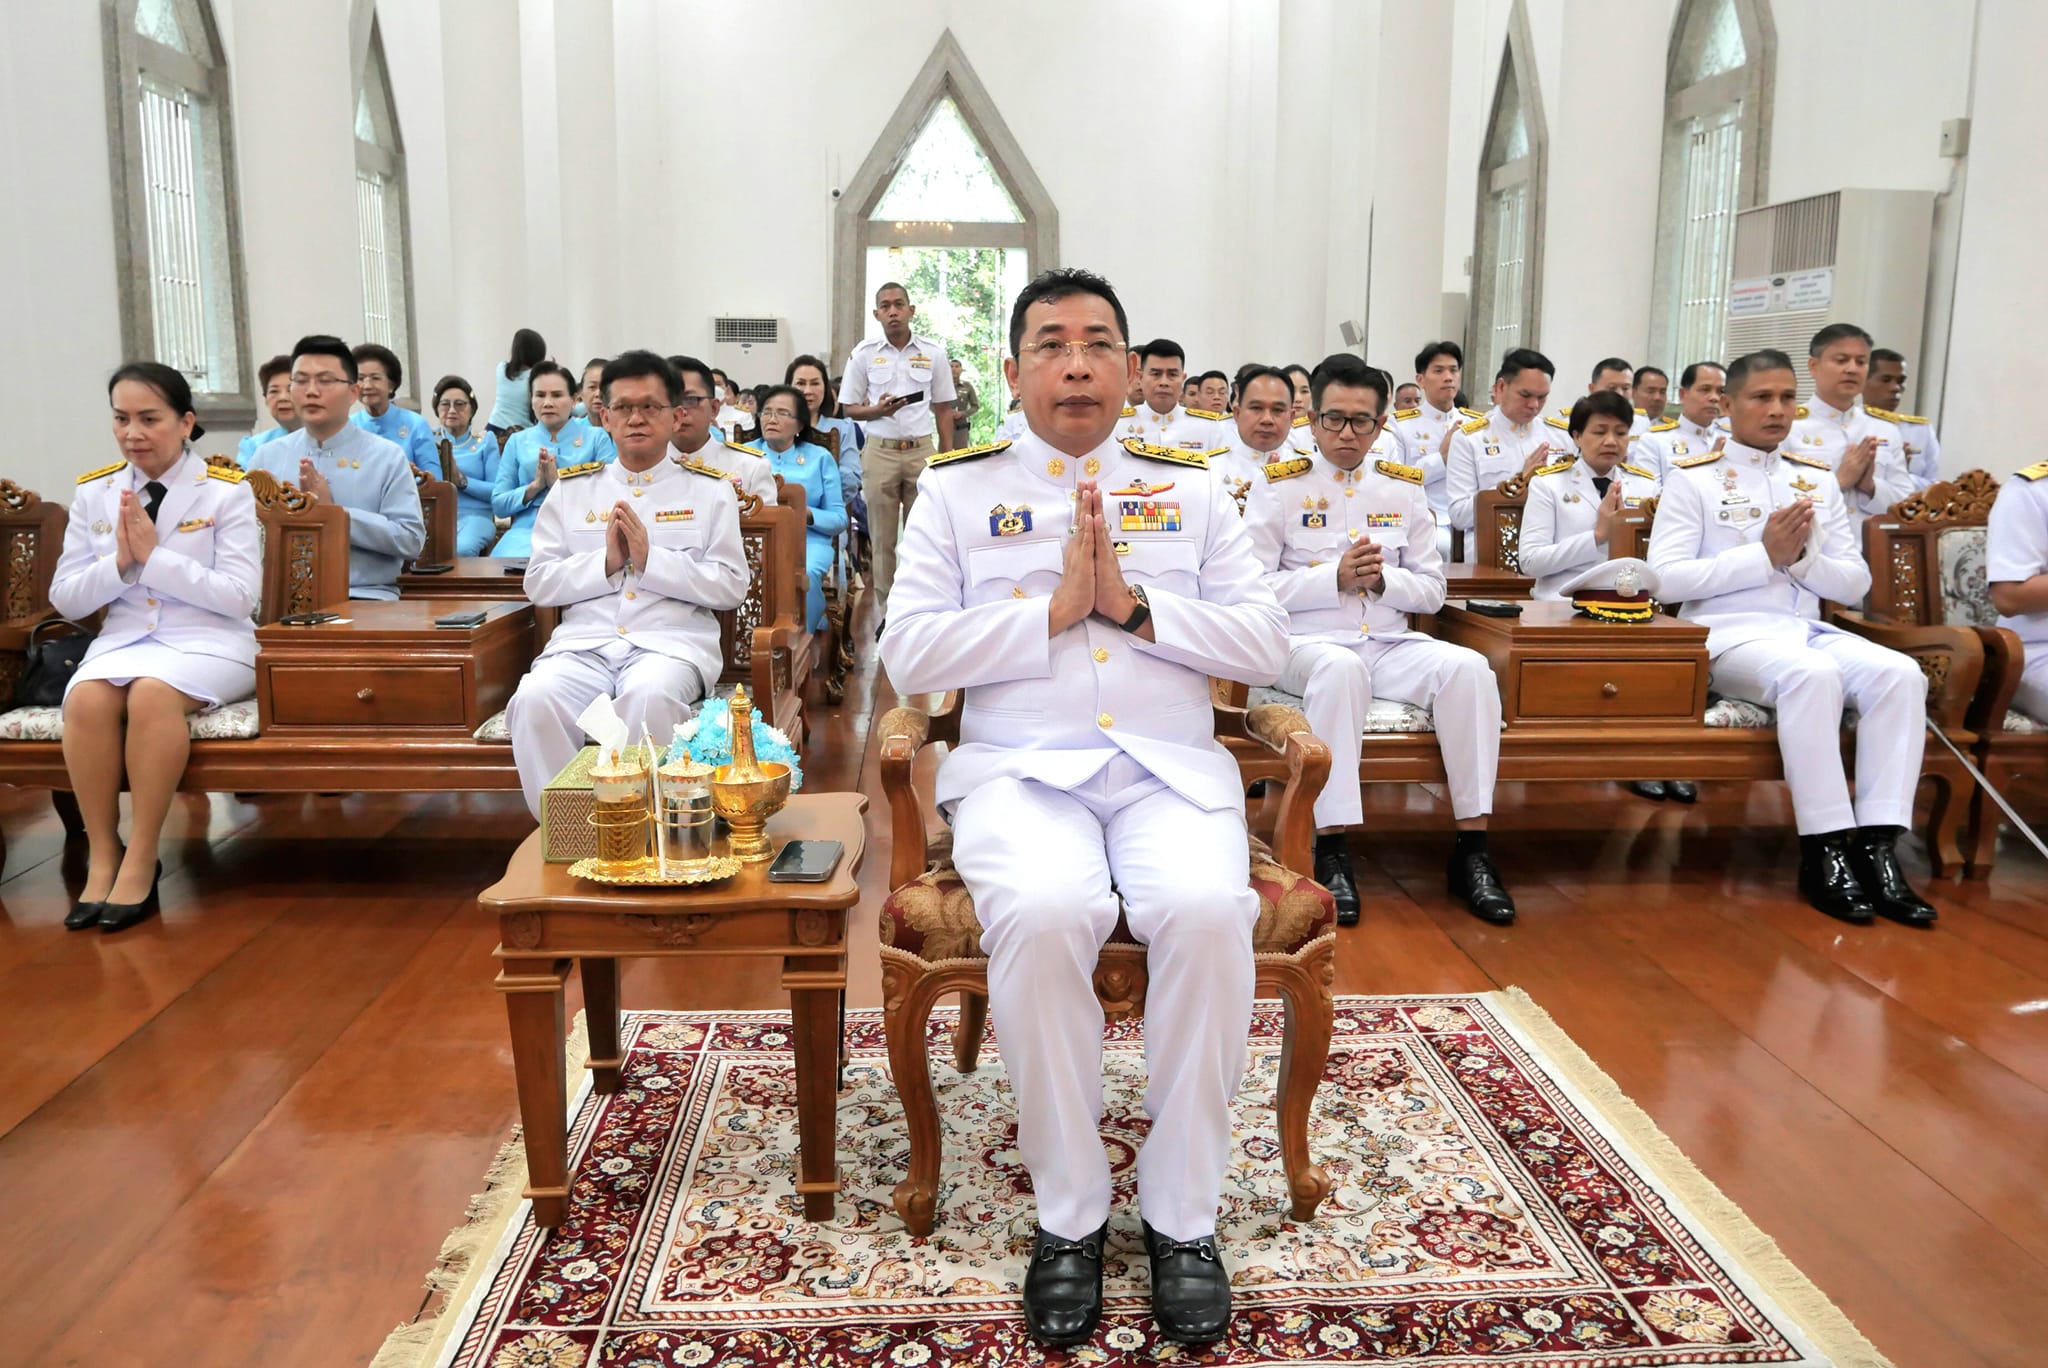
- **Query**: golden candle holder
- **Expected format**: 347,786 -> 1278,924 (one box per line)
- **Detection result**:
709,685 -> 790,863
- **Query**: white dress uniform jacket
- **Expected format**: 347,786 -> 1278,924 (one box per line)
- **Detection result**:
838,331 -> 956,441
1390,402 -> 1484,525
1517,456 -> 1662,600
670,440 -> 777,507
1445,407 -> 1567,532
1635,415 -> 1722,481
1789,397 -> 1914,516
51,450 -> 262,705
1115,402 -> 1231,454
1864,402 -> 1941,491
1987,462 -> 2048,719
1212,429 -> 1291,520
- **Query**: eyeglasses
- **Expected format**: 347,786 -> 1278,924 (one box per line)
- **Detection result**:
290,373 -> 350,390
607,401 -> 673,420
1020,339 -> 1127,364
760,409 -> 800,423
436,398 -> 473,411
676,394 -> 711,411
1316,411 -> 1382,434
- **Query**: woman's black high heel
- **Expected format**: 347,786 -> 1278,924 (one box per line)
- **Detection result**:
98,861 -> 163,933
64,898 -> 107,931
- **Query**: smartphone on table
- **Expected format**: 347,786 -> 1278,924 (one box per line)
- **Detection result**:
768,840 -> 844,883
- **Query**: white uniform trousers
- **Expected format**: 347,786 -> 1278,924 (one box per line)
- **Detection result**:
949,759 -> 1257,1243
1278,636 -> 1501,827
1709,625 -> 1927,834
506,639 -> 706,817
2014,642 -> 2048,723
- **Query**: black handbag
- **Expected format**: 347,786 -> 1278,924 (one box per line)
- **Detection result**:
13,617 -> 98,708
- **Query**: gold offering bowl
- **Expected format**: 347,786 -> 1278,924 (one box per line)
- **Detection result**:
710,760 -> 791,862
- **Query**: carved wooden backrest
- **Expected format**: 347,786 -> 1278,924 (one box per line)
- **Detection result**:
814,427 -> 841,460
412,470 -> 458,568
1862,470 -> 1998,628
245,468 -> 351,622
1473,473 -> 1531,571
718,500 -> 807,685
1626,496 -> 1659,561
0,479 -> 66,626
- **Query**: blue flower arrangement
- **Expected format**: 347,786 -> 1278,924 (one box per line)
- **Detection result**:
667,696 -> 804,790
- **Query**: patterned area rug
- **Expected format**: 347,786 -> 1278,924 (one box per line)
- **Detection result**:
379,993 -> 1888,1367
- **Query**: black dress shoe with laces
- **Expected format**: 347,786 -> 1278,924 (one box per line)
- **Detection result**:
1797,833 -> 1876,925
1447,846 -> 1516,924
1847,826 -> 1938,927
1142,1221 -> 1231,1346
1021,1222 -> 1106,1347
1313,833 -> 1360,926
1628,780 -> 1668,801
1664,780 -> 1698,803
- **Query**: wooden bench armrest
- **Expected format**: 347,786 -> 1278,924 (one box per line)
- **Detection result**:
1215,701 -> 1328,874
1829,609 -> 1985,733
1971,623 -> 2025,735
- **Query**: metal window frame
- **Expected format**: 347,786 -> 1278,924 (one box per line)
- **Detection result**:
1466,0 -> 1547,384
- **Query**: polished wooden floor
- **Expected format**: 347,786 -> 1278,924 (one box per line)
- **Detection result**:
2,609 -> 2046,1367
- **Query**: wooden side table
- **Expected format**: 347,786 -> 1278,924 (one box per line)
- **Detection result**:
398,557 -> 532,600
1442,561 -> 1535,601
1432,598 -> 1710,726
479,793 -> 867,1228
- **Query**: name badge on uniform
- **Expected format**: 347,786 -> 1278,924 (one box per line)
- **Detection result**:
1485,444 -> 1500,455
175,516 -> 214,533
92,519 -> 112,534
655,508 -> 695,523
1110,480 -> 1173,497
989,503 -> 1032,536
1112,541 -> 1133,556
1365,512 -> 1403,530
1788,476 -> 1818,494
1718,507 -> 1763,522
1303,512 -> 1328,529
1672,441 -> 1689,456
1121,500 -> 1180,532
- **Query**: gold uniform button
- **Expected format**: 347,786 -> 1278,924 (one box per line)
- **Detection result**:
1012,587 -> 1026,599
1098,712 -> 1114,728
616,625 -> 628,635
625,591 -> 638,600
1358,624 -> 1370,635
1093,648 -> 1109,663
146,597 -> 158,606
1344,488 -> 1355,498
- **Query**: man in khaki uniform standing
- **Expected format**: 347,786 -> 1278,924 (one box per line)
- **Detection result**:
839,281 -> 956,633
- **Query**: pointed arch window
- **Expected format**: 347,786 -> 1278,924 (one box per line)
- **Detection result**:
1470,6 -> 1546,386
106,0 -> 253,419
355,20 -> 414,388
1651,0 -> 1774,371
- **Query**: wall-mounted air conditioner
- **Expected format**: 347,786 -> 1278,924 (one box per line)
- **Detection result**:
1725,189 -> 1934,402
711,316 -> 791,388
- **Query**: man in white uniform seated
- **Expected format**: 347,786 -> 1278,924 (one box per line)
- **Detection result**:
1212,366 -> 1301,518
506,351 -> 751,818
881,268 -> 1288,1349
1649,348 -> 1937,927
1987,459 -> 2048,720
1247,354 -> 1514,928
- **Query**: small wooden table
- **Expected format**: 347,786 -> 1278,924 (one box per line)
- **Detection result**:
1432,598 -> 1709,726
480,793 -> 868,1228
1442,561 -> 1534,600
399,556 -> 532,600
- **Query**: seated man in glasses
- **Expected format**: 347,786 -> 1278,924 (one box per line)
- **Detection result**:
1247,354 -> 1515,928
663,355 -> 777,508
245,334 -> 425,601
505,351 -> 752,818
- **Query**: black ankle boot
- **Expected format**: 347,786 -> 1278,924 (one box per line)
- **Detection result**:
1021,1222 -> 1106,1347
1797,833 -> 1876,924
1847,826 -> 1938,927
1313,833 -> 1360,926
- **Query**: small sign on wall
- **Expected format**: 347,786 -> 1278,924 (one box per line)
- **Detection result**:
1784,267 -> 1834,310
1728,279 -> 1774,316
1728,268 -> 1835,318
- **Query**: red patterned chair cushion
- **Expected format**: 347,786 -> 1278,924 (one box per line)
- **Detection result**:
878,836 -> 1336,964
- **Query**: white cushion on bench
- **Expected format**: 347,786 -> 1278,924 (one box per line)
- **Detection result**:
1703,697 -> 1773,729
1249,686 -> 1437,734
0,698 -> 260,742
2003,708 -> 2046,734
475,709 -> 510,742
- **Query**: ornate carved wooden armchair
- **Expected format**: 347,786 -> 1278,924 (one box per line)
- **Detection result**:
0,480 -> 68,698
874,694 -> 1337,1237
1472,475 -> 1656,573
412,468 -> 459,570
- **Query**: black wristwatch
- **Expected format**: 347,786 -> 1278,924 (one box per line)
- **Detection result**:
1118,584 -> 1151,633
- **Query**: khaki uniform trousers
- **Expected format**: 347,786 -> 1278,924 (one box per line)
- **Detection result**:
865,434 -> 934,613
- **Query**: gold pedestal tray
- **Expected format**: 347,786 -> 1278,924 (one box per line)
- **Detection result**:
568,854 -> 743,887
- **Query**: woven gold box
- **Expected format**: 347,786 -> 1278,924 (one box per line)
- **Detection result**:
542,743 -> 659,862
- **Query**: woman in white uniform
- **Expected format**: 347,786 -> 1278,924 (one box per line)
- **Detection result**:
52,363 -> 262,932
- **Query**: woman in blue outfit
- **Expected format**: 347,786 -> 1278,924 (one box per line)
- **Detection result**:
485,327 -> 547,443
753,386 -> 845,632
431,374 -> 503,556
491,360 -> 616,557
786,354 -> 861,499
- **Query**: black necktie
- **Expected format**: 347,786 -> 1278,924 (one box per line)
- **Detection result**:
143,481 -> 167,523
1591,475 -> 1612,498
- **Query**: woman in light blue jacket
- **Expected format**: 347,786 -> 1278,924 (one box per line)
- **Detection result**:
430,375 -> 503,556
491,360 -> 616,557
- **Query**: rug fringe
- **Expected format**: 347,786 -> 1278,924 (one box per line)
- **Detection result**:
368,1010 -> 591,1368
1485,986 -> 1896,1368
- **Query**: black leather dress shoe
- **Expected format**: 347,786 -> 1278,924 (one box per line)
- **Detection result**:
1848,827 -> 1938,927
1313,834 -> 1360,927
1021,1222 -> 1106,1347
1628,780 -> 1668,801
98,862 -> 162,933
65,898 -> 107,931
1447,847 -> 1516,924
1664,780 -> 1698,803
1142,1221 -> 1231,1346
1797,833 -> 1876,925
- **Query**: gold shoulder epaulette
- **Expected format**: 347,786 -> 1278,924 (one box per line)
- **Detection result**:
1865,405 -> 1920,425
1794,404 -> 1810,420
2015,460 -> 2048,482
1555,406 -> 1574,419
1392,407 -> 1422,422
1202,446 -> 1230,459
927,439 -> 1011,468
77,460 -> 127,485
1124,438 -> 1207,468
1783,451 -> 1832,470
1291,414 -> 1312,428
559,460 -> 605,479
1633,406 -> 1647,415
205,463 -> 246,483
1185,407 -> 1226,422
1375,459 -> 1424,484
1533,458 -> 1575,477
1459,415 -> 1490,435
722,440 -> 765,457
681,459 -> 729,480
1648,418 -> 1679,433
1459,406 -> 1487,420
1543,414 -> 1570,431
1673,450 -> 1723,469
1621,462 -> 1657,481
1120,405 -> 1136,417
1263,456 -> 1313,483
1891,410 -> 1929,425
